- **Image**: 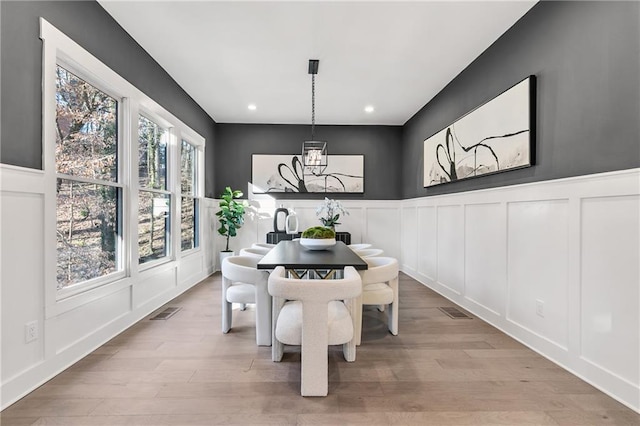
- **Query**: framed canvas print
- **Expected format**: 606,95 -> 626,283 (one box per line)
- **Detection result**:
423,75 -> 536,187
251,154 -> 364,193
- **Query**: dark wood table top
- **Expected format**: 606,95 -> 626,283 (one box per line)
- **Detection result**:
257,240 -> 368,270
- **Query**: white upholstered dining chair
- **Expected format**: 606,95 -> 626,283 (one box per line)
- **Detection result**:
355,256 -> 399,345
354,248 -> 384,258
348,243 -> 372,251
245,245 -> 271,255
221,256 -> 271,346
252,243 -> 276,250
239,247 -> 267,259
268,266 -> 362,396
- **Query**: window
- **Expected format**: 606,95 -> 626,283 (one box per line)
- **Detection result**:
138,115 -> 170,264
43,19 -> 205,299
180,140 -> 198,251
55,65 -> 122,290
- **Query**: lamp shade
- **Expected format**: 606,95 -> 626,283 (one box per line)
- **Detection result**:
302,141 -> 328,167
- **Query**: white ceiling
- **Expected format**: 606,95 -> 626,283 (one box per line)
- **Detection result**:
98,1 -> 536,125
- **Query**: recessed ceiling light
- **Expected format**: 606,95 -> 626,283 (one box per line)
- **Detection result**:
248,104 -> 257,111
364,105 -> 374,113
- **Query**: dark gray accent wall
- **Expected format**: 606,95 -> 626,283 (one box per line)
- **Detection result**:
215,124 -> 402,200
0,0 -> 217,197
402,1 -> 640,198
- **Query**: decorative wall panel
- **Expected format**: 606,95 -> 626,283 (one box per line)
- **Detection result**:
507,199 -> 569,349
436,205 -> 464,294
464,203 -> 506,316
581,195 -> 639,385
416,206 -> 437,280
400,168 -> 640,412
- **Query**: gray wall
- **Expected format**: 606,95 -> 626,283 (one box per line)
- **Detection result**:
0,0 -> 217,197
215,124 -> 403,200
402,1 -> 640,198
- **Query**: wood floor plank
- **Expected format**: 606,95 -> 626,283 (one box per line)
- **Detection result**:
2,272 -> 638,425
386,411 -> 559,425
29,413 -> 297,425
546,409 -> 640,425
0,416 -> 40,426
297,412 -> 390,425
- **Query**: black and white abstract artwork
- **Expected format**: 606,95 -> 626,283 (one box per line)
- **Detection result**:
423,76 -> 535,187
252,154 -> 364,193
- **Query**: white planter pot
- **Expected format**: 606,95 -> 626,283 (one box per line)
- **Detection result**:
219,250 -> 235,271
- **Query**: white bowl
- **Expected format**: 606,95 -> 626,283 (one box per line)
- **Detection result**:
299,238 -> 336,250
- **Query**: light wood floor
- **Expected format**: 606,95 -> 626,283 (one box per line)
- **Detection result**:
2,273 -> 639,425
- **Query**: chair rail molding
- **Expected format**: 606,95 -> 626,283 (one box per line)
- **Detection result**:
399,167 -> 640,413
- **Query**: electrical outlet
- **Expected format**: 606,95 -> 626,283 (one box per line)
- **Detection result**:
25,321 -> 38,343
535,299 -> 544,318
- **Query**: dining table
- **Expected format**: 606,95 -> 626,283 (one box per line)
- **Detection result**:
257,240 -> 368,279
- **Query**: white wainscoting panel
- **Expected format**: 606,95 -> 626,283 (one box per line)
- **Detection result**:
292,207 -> 317,231
179,251 -> 205,285
417,206 -> 437,281
400,168 -> 640,412
1,164 -> 211,409
366,206 -> 401,260
401,206 -> 418,271
53,287 -> 130,353
202,198 -> 219,274
464,203 -> 506,317
507,199 -> 570,349
135,267 -> 178,309
256,215 -> 273,244
336,207 -> 364,244
1,191 -> 45,381
580,195 -> 639,386
436,205 -> 464,295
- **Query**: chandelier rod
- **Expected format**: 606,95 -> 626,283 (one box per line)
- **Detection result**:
311,73 -> 315,141
308,59 -> 319,141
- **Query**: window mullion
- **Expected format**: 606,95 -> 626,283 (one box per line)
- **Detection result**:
170,129 -> 180,260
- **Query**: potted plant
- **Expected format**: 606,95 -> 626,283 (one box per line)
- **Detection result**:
300,226 -> 336,250
216,186 -> 248,264
316,197 -> 349,230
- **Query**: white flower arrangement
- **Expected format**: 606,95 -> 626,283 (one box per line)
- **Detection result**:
316,197 -> 349,228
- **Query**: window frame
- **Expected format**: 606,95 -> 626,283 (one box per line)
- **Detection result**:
51,56 -> 129,300
41,18 -> 206,312
179,137 -> 202,254
136,111 -> 174,269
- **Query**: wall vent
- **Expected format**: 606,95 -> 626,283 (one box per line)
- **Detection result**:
438,306 -> 472,319
150,307 -> 181,320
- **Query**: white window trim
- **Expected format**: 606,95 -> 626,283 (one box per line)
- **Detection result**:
136,113 -> 173,266
179,136 -> 203,255
40,18 -> 205,315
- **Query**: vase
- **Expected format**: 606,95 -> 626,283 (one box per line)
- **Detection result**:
285,209 -> 299,234
273,205 -> 289,232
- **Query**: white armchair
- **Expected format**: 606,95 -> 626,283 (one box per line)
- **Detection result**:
268,266 -> 362,396
221,256 -> 272,346
356,256 -> 399,345
348,243 -> 372,251
354,248 -> 384,258
252,243 -> 276,250
239,247 -> 267,259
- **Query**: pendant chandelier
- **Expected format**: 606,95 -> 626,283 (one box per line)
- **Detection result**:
302,59 -> 328,169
